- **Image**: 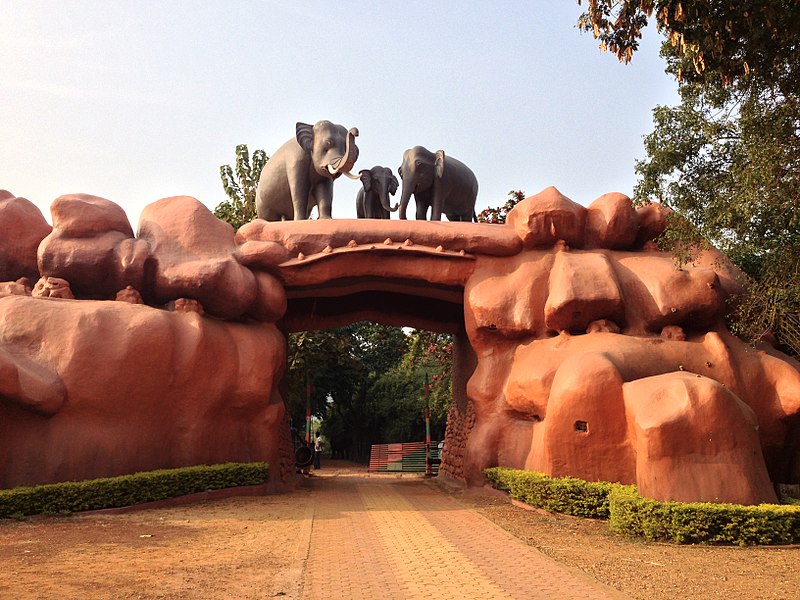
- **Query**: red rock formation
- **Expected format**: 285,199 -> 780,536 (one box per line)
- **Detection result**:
0,192 -> 52,283
0,296 -> 285,488
38,194 -> 149,298
0,187 -> 797,505
137,196 -> 262,320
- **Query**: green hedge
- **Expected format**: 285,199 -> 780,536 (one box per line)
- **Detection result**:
608,485 -> 800,546
485,466 -> 618,519
485,466 -> 800,546
0,462 -> 269,518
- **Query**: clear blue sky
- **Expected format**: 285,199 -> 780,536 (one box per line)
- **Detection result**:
1,1 -> 678,227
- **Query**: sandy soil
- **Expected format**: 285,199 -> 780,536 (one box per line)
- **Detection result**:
0,462 -> 797,600
443,482 -> 799,600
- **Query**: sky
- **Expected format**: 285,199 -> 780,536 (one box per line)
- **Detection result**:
1,1 -> 679,228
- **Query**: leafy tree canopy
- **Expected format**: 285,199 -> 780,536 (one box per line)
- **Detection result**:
578,1 -> 800,348
577,1 -> 800,92
214,144 -> 267,229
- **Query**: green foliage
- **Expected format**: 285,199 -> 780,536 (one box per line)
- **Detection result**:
486,467 -> 800,546
577,1 -> 800,92
485,467 -> 618,519
608,485 -> 800,546
634,77 -> 800,344
214,144 -> 268,229
476,190 -> 525,224
397,330 -> 452,429
287,323 -> 413,461
286,324 -> 454,460
579,2 -> 800,347
369,366 -> 431,443
0,463 -> 269,518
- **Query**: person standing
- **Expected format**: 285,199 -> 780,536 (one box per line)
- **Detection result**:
313,433 -> 322,469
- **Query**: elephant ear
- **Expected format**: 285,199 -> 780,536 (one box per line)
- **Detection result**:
296,122 -> 314,153
359,170 -> 372,193
389,175 -> 399,195
435,150 -> 446,179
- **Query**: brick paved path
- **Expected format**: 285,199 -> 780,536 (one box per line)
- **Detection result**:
298,471 -> 628,599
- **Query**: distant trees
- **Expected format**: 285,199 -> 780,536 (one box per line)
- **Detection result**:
285,323 -> 451,463
214,144 -> 268,229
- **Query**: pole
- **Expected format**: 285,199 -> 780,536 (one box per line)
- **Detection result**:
425,373 -> 431,477
305,377 -> 312,444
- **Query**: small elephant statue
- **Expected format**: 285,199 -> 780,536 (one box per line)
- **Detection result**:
397,145 -> 478,221
356,166 -> 399,219
256,121 -> 360,221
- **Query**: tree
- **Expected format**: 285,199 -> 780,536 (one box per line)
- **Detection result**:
635,80 -> 800,342
577,1 -> 800,92
578,1 -> 800,350
285,323 -> 411,462
476,190 -> 525,224
214,144 -> 268,229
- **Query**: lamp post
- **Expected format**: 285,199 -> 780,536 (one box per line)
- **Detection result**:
305,376 -> 312,445
424,374 -> 432,477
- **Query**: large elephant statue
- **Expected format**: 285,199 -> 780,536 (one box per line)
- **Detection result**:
356,166 -> 399,219
256,121 -> 360,221
397,145 -> 478,221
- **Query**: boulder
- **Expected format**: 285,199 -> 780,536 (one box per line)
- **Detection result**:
38,194 -> 149,298
137,196 -> 258,320
49,193 -> 134,238
0,193 -> 51,282
624,372 -> 777,504
506,187 -> 586,249
585,192 -> 639,249
544,251 -> 624,333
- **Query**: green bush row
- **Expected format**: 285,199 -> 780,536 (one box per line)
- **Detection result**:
608,485 -> 800,546
485,466 -> 616,519
0,462 -> 269,518
485,467 -> 800,545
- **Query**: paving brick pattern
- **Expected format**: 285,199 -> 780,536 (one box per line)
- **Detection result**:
299,473 -> 627,599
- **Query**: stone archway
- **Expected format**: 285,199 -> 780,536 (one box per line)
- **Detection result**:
1,188 -> 798,504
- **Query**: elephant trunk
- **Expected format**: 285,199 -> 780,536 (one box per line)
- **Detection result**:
398,180 -> 413,220
379,187 -> 397,213
327,128 -> 359,177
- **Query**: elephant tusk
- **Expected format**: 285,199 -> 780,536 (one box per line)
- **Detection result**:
341,171 -> 361,180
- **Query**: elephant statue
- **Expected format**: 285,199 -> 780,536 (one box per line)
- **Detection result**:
356,166 -> 399,219
256,121 -> 360,221
397,146 -> 478,221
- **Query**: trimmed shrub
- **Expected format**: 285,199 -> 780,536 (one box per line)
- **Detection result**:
0,462 -> 269,518
608,485 -> 800,546
485,467 -> 800,545
485,466 -> 620,519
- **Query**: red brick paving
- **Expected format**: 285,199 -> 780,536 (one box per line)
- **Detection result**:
298,466 -> 628,599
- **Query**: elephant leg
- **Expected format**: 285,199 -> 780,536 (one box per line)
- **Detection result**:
430,191 -> 444,221
415,197 -> 429,220
288,168 -> 311,221
313,179 -> 334,219
365,192 -> 377,218
356,190 -> 366,218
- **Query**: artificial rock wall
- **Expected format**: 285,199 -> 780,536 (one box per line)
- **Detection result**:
1,187 -> 798,504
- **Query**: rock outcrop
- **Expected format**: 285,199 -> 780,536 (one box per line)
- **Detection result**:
0,186 -> 797,504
